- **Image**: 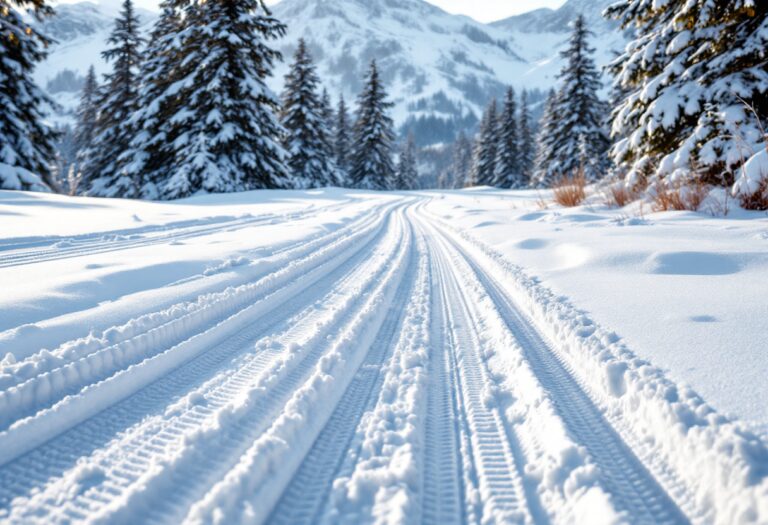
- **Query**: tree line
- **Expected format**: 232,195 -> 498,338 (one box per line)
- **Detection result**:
1,0 -> 415,199
2,1 -> 767,207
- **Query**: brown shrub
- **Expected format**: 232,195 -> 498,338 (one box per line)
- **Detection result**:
652,181 -> 710,212
553,173 -> 587,207
604,184 -> 635,208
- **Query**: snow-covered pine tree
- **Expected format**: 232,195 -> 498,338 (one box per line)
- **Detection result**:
51,125 -> 77,194
450,131 -> 473,188
518,90 -> 535,185
319,88 -> 340,185
533,89 -> 559,187
536,15 -> 610,185
280,39 -> 338,188
160,0 -> 290,199
469,98 -> 499,187
349,60 -> 396,191
0,0 -> 58,191
607,0 -> 768,190
71,65 -> 99,195
81,0 -> 143,198
493,87 -> 522,188
335,94 -> 352,183
395,134 -> 418,190
118,0 -> 184,199
320,89 -> 335,143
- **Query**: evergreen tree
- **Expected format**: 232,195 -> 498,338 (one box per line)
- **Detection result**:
118,0 -> 184,199
607,0 -> 768,187
281,39 -> 338,188
349,60 -> 396,191
395,134 -> 418,190
320,89 -> 335,141
81,0 -> 144,198
470,98 -> 498,187
0,0 -> 58,191
51,125 -> 77,194
518,89 -> 535,185
535,15 -> 609,185
335,95 -> 352,182
159,0 -> 290,199
533,89 -> 560,187
450,131 -> 473,189
71,65 -> 99,194
494,87 -> 523,188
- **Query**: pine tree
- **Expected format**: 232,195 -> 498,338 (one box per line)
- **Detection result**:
81,0 -> 144,198
70,65 -> 99,194
396,134 -> 418,190
450,131 -> 473,189
281,39 -> 338,188
470,98 -> 499,187
320,89 -> 335,141
493,87 -> 523,188
159,0 -> 290,199
535,15 -> 609,185
518,90 -> 535,185
607,0 -> 768,188
335,95 -> 352,183
118,0 -> 184,199
349,60 -> 396,191
533,89 -> 559,187
51,125 -> 77,194
0,0 -> 58,191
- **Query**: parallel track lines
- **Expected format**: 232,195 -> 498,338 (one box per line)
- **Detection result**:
424,214 -> 689,525
0,205 -> 402,521
266,220 -> 421,525
429,228 -> 533,525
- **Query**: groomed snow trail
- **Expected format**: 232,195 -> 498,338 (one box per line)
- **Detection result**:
1,196 -> 765,525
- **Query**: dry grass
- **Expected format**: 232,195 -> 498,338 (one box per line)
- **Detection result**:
553,173 -> 587,207
535,191 -> 550,210
604,184 -> 636,208
652,181 -> 709,212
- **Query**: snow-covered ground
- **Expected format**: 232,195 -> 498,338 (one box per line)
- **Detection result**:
0,188 -> 766,524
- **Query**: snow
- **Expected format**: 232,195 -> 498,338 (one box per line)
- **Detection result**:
734,148 -> 768,198
421,188 -> 768,435
0,187 -> 766,524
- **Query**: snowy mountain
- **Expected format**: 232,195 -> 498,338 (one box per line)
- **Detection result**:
35,0 -> 626,142
491,0 -> 627,91
493,0 -> 616,34
32,1 -> 155,127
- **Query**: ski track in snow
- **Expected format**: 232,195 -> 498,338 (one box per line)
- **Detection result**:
0,196 -> 766,525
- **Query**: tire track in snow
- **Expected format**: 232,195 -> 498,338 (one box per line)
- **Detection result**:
427,226 -> 533,525
177,208 -> 414,525
0,200 -> 397,434
0,205 -> 411,525
0,199 -> 390,371
420,225 -> 463,525
265,218 -> 422,525
0,199 -> 358,268
423,213 -> 689,525
0,203 -> 402,519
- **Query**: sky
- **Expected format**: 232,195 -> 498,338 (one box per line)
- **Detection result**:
52,0 -> 568,23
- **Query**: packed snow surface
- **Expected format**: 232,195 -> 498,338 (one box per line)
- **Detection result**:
0,188 -> 766,524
